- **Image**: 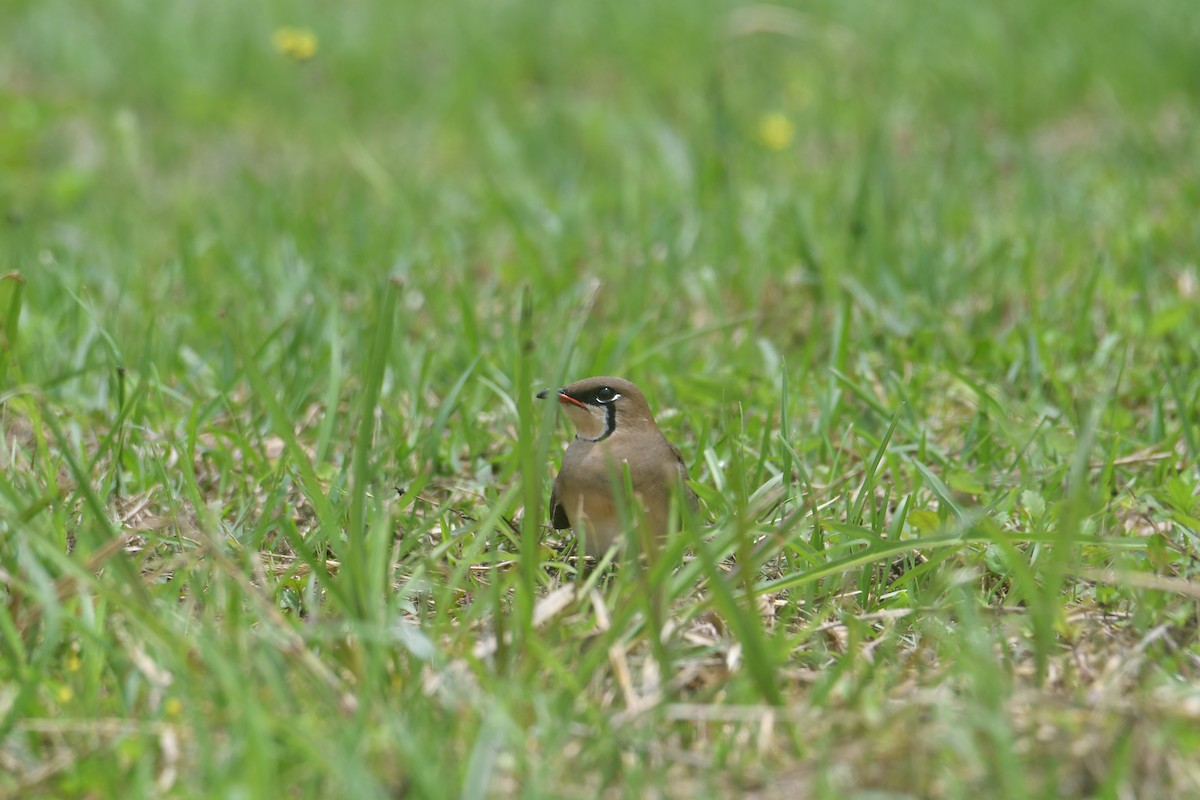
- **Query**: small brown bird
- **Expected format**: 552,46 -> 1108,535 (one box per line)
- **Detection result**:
537,376 -> 696,556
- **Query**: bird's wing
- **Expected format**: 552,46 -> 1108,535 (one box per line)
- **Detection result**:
548,480 -> 572,529
668,441 -> 699,511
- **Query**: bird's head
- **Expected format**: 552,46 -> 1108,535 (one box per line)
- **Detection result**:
537,376 -> 653,442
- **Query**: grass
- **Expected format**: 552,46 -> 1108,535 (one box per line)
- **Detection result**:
3,0 -> 1200,796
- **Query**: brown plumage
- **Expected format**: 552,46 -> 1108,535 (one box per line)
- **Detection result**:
537,376 -> 696,555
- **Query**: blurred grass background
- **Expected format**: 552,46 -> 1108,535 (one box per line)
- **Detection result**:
3,0 -> 1200,797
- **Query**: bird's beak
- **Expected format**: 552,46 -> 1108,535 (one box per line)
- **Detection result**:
536,387 -> 587,409
558,392 -> 588,409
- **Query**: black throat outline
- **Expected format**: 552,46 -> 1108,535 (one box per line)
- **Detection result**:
575,403 -> 617,443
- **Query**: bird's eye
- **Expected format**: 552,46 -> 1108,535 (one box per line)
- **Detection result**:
594,387 -> 619,404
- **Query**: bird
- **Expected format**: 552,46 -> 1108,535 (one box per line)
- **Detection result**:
537,376 -> 697,556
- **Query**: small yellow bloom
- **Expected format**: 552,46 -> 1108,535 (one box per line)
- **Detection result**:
66,653 -> 82,672
165,698 -> 183,718
56,686 -> 73,703
758,112 -> 795,152
273,27 -> 318,62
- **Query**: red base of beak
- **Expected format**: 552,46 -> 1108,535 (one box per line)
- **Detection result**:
557,392 -> 588,409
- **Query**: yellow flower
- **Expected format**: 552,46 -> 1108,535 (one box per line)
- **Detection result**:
56,685 -> 73,703
758,112 -> 795,152
165,698 -> 183,718
273,27 -> 318,62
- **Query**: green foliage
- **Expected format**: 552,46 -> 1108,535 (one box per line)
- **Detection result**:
3,0 -> 1200,796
